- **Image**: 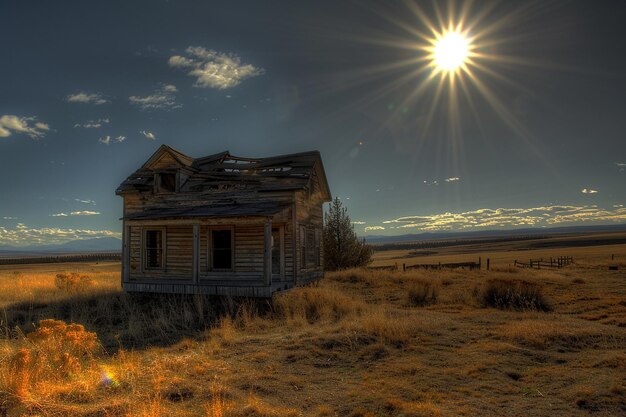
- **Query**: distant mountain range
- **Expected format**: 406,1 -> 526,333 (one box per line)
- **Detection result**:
362,223 -> 626,244
0,237 -> 122,254
1,223 -> 625,255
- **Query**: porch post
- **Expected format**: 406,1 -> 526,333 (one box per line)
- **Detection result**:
264,219 -> 272,286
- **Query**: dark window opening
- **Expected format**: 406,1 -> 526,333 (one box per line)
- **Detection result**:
272,227 -> 281,275
212,229 -> 232,270
145,229 -> 163,269
158,173 -> 176,192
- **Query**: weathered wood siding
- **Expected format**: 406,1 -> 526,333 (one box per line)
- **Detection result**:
235,225 -> 264,272
294,168 -> 325,282
165,226 -> 193,276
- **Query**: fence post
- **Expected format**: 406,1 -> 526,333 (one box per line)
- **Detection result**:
403,263 -> 406,272
479,256 -> 482,270
487,258 -> 490,271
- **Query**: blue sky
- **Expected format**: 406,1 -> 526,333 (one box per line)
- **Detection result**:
1,0 -> 626,246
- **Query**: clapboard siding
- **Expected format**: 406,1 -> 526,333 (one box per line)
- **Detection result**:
165,226 -> 193,276
236,225 -> 264,272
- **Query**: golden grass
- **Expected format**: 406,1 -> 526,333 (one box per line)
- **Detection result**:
0,249 -> 625,416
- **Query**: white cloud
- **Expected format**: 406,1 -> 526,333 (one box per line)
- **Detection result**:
98,135 -> 111,145
129,84 -> 180,111
616,162 -> 626,167
140,130 -> 156,140
51,211 -> 100,217
74,118 -> 109,129
352,221 -> 366,225
0,223 -> 120,247
2,217 -> 18,220
582,188 -> 598,194
381,205 -> 626,232
445,177 -> 460,182
0,115 -> 50,139
115,135 -> 126,143
364,226 -> 385,232
169,46 -> 264,89
75,199 -> 96,205
66,92 -> 109,105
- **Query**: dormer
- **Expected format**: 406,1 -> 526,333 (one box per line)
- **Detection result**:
141,145 -> 195,194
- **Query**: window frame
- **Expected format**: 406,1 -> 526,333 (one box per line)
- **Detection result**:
142,227 -> 166,271
271,225 -> 285,278
207,226 -> 235,272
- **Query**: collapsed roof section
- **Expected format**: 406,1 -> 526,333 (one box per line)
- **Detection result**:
116,144 -> 332,203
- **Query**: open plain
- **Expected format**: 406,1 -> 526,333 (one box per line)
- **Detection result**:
0,234 -> 625,416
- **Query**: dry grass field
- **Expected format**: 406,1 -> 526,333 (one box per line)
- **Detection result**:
370,232 -> 626,269
0,243 -> 625,416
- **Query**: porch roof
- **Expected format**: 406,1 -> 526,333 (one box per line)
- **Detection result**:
124,200 -> 291,221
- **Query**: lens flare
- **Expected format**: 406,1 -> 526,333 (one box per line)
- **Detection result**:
100,366 -> 119,387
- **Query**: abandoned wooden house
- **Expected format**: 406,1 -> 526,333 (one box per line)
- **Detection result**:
116,145 -> 331,297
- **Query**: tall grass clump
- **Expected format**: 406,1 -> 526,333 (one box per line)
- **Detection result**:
272,287 -> 364,324
480,278 -> 550,311
406,279 -> 439,306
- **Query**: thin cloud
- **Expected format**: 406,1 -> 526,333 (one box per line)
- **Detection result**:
2,217 -> 18,220
0,223 -> 120,247
169,46 -> 264,89
582,188 -> 598,194
51,211 -> 100,217
0,115 -> 50,139
382,205 -> 626,231
445,177 -> 460,182
616,162 -> 626,167
66,92 -> 109,105
99,134 -> 125,145
129,84 -> 181,111
74,118 -> 109,129
364,226 -> 385,232
140,130 -> 156,140
352,221 -> 366,225
75,199 -> 96,205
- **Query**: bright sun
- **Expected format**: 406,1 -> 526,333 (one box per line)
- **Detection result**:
433,32 -> 469,72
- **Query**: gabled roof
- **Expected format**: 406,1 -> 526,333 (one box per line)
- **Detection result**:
141,144 -> 195,169
116,145 -> 332,202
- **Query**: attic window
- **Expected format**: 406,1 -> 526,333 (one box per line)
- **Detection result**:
156,172 -> 177,193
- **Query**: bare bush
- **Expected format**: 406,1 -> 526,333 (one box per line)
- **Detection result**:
406,280 -> 439,306
54,272 -> 95,293
480,278 -> 550,311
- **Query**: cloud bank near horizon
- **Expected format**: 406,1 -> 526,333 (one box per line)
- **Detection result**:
0,223 -> 121,247
360,205 -> 626,233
